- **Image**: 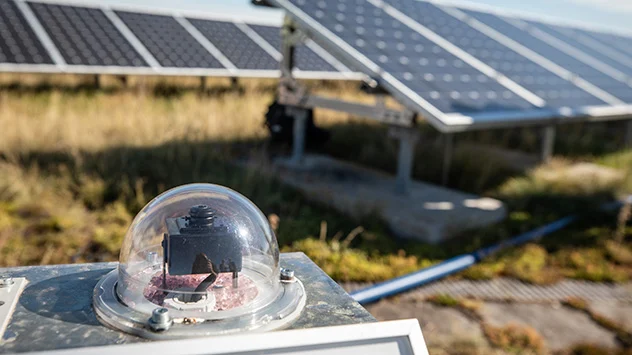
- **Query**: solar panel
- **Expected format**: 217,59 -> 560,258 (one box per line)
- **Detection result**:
522,20 -> 632,79
0,0 -> 52,64
186,18 -> 278,70
383,0 -> 606,109
267,0 -> 560,130
461,9 -> 632,103
114,11 -> 224,68
248,23 -> 338,72
552,26 -> 632,70
28,2 -> 147,67
0,0 -> 356,79
579,29 -> 632,62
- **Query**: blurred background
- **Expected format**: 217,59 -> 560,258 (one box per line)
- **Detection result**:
0,0 -> 631,354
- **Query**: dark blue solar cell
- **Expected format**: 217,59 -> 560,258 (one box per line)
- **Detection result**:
523,20 -> 632,78
187,18 -> 278,70
284,0 -> 536,116
248,23 -> 337,72
462,9 -> 632,104
0,0 -> 52,64
115,11 -> 223,68
29,2 -> 147,67
383,0 -> 605,108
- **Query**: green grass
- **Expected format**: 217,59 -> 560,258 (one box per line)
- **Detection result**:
0,74 -> 630,284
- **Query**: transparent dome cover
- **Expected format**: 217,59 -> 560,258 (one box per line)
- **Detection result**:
117,183 -> 282,320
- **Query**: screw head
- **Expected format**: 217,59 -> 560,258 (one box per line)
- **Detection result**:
0,277 -> 14,288
280,268 -> 295,282
148,307 -> 172,332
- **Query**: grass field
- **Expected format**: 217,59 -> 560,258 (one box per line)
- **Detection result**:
0,73 -> 630,284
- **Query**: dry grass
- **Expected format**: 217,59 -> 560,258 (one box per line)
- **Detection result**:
425,294 -> 483,320
498,159 -> 624,199
0,74 -> 384,269
482,322 -> 546,354
284,237 -> 430,282
0,73 -> 630,285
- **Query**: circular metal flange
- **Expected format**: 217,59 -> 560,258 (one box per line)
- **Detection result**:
93,269 -> 306,339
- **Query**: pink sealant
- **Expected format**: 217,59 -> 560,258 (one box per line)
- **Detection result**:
143,272 -> 259,311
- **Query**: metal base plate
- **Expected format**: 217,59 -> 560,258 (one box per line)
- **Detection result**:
93,270 -> 306,339
0,277 -> 27,339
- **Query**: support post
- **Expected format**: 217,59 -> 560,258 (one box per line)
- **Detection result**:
280,16 -> 297,80
625,120 -> 632,149
389,127 -> 419,194
289,107 -> 308,165
541,125 -> 556,163
280,16 -> 306,166
375,93 -> 386,110
199,76 -> 207,91
442,133 -> 454,186
117,75 -> 128,87
230,77 -> 239,88
93,74 -> 100,89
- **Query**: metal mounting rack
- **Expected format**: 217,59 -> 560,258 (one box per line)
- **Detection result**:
275,16 -> 591,186
274,16 -> 565,190
277,17 -> 430,193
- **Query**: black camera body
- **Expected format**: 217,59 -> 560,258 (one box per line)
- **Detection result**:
162,205 -> 243,277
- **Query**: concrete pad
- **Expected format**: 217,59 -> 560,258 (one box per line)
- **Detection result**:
479,302 -> 619,352
588,300 -> 632,333
367,300 -> 493,352
274,154 -> 506,243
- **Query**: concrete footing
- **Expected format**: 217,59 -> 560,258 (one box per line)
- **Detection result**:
274,154 -> 506,244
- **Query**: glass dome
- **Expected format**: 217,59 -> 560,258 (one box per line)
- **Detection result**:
92,183 -> 304,338
117,183 -> 280,320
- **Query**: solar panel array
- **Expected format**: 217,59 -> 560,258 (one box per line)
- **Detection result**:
0,0 -> 356,78
268,0 -> 632,131
2,0 -> 632,131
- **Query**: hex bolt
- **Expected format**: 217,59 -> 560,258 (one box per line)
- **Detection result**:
280,268 -> 295,282
0,277 -> 14,288
146,251 -> 159,264
148,307 -> 173,332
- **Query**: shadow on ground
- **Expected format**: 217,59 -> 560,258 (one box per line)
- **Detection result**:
5,122 -> 621,262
